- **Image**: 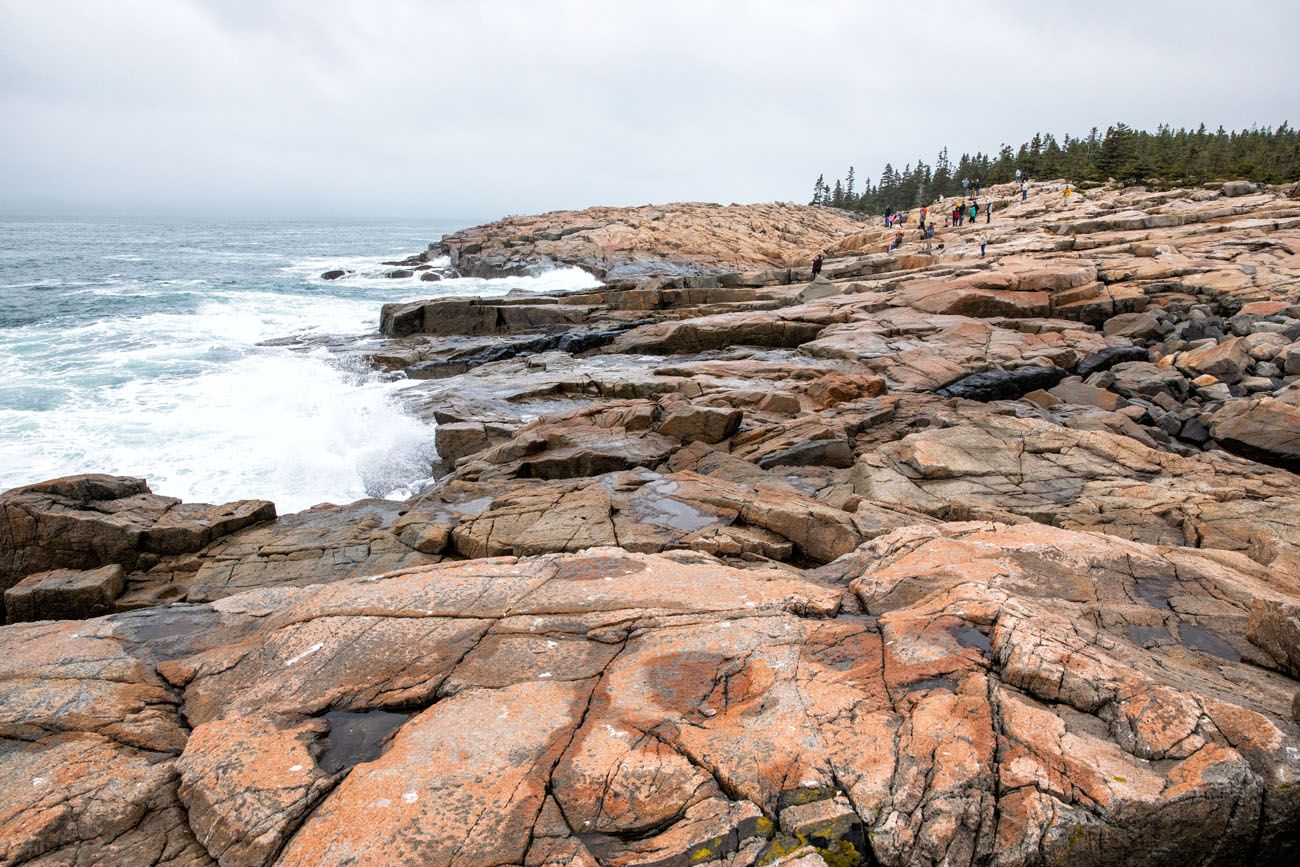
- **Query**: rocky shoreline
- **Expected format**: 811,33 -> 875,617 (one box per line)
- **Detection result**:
4,180 -> 1300,866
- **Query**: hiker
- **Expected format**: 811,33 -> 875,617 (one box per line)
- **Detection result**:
1064,184 -> 1072,204
962,178 -> 969,194
890,230 -> 903,251
979,234 -> 988,257
969,201 -> 978,223
884,208 -> 892,227
811,253 -> 824,277
1021,182 -> 1028,201
1015,168 -> 1022,183
974,179 -> 981,195
954,203 -> 962,226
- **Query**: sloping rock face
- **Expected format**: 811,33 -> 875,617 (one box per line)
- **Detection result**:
7,179 -> 1300,866
2,536 -> 1298,866
438,201 -> 866,279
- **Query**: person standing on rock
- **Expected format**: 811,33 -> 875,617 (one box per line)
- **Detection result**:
1016,168 -> 1022,184
970,201 -> 978,224
979,234 -> 988,257
811,253 -> 824,277
1021,182 -> 1028,201
1064,184 -> 1072,205
962,178 -> 969,195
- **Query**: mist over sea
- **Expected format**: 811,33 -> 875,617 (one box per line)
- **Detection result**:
0,217 -> 598,512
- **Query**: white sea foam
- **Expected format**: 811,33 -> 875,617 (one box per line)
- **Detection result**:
281,255 -> 601,298
0,292 -> 437,513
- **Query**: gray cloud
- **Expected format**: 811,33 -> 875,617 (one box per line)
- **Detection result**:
1,0 -> 1296,219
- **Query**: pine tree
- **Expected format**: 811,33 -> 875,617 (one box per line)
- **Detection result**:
811,174 -> 826,205
1098,123 -> 1139,181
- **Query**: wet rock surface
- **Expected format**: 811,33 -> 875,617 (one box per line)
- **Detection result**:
5,179 -> 1300,865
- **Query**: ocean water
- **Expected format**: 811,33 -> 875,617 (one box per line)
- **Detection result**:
0,217 -> 600,513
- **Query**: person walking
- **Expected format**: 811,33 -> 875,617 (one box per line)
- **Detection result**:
811,253 -> 824,278
979,234 -> 988,257
1015,167 -> 1022,184
1064,184 -> 1072,205
969,201 -> 978,224
1021,181 -> 1028,201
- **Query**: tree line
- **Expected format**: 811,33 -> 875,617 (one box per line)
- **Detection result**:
810,123 -> 1300,215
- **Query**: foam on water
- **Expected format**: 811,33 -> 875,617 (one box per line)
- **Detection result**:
0,217 -> 599,513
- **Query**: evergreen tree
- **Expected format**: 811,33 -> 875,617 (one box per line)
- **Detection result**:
810,174 -> 826,205
1098,123 -> 1139,181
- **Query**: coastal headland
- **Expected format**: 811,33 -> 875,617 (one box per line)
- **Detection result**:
4,179 -> 1300,866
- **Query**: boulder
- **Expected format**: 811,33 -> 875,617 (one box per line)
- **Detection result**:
4,564 -> 126,623
656,401 -> 743,444
1176,336 -> 1251,383
1281,341 -> 1300,376
756,438 -> 855,470
0,475 -> 274,616
1108,361 -> 1190,400
1221,180 -> 1258,197
935,365 -> 1067,401
1210,396 -> 1300,471
1248,598 -> 1300,677
1103,311 -> 1161,340
434,421 -> 492,464
1048,378 -> 1127,411
803,373 -> 887,408
1075,345 -> 1150,378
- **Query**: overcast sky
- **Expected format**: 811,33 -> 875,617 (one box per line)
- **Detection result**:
1,0 -> 1296,220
